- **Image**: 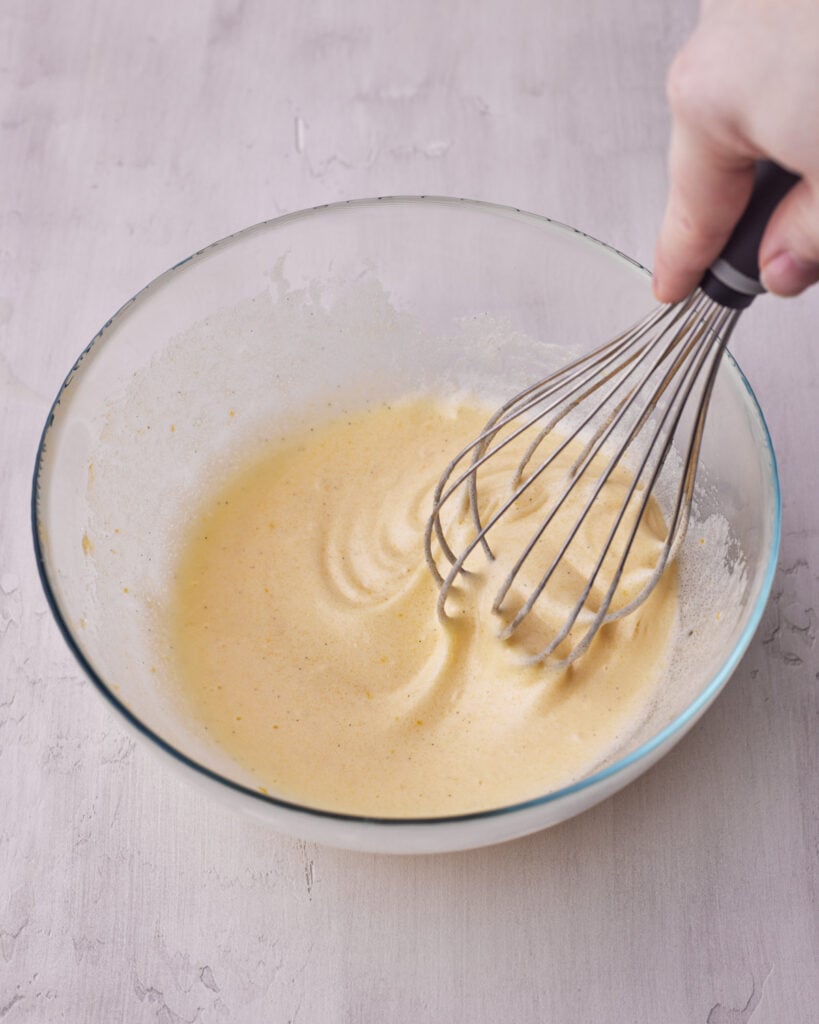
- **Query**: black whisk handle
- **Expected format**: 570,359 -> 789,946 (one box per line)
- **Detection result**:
701,160 -> 801,309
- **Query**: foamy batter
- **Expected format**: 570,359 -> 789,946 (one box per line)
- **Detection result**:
167,395 -> 677,816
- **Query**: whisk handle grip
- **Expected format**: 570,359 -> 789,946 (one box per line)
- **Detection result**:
701,161 -> 800,309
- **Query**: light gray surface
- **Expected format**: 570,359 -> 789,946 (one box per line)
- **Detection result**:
1,2 -> 817,1021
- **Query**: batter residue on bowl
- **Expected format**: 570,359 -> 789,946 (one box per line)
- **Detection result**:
166,395 -> 678,817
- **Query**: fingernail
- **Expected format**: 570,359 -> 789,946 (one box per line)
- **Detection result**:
651,273 -> 668,303
651,265 -> 686,305
760,251 -> 819,297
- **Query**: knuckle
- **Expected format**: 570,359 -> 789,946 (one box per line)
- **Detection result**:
665,48 -> 700,114
666,40 -> 719,121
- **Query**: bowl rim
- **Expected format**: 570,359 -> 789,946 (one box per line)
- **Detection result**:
31,194 -> 782,827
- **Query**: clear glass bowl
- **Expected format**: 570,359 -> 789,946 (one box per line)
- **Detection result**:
32,198 -> 780,853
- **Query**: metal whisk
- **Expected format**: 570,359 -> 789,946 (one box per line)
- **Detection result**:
425,162 -> 798,665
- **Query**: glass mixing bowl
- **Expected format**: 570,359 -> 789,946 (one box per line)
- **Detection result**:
32,198 -> 780,853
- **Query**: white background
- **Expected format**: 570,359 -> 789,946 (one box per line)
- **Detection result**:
1,1 -> 817,1021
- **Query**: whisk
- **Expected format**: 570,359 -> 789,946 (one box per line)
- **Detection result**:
425,162 -> 798,665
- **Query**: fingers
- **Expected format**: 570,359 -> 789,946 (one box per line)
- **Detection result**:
653,31 -> 760,303
759,179 -> 819,295
655,1 -> 819,303
653,121 -> 757,304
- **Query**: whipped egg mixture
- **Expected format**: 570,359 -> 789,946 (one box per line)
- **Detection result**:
167,395 -> 677,816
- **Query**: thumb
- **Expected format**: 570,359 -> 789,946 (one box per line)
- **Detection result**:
759,179 -> 819,296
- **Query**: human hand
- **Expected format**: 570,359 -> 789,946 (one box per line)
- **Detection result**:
653,0 -> 819,303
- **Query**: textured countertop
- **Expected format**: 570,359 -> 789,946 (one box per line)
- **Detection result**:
1,2 -> 817,1021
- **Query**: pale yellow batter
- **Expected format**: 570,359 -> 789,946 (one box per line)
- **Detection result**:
167,395 -> 677,817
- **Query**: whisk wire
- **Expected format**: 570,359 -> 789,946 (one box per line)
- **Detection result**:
424,302 -> 691,580
512,293 -> 704,489
441,307 -> 677,565
429,298 -> 705,605
489,294 -> 713,615
662,306 -> 739,566
493,295 -> 724,649
526,302 -> 738,664
425,290 -> 741,664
